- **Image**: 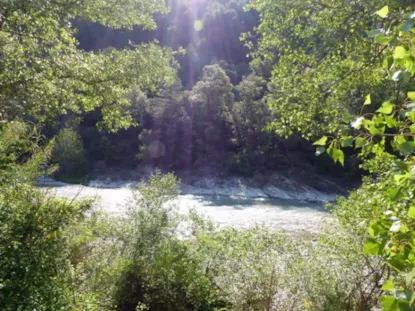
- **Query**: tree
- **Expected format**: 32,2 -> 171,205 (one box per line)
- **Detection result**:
319,8 -> 415,308
0,0 -> 175,131
246,0 -> 414,139
249,0 -> 415,308
188,64 -> 235,162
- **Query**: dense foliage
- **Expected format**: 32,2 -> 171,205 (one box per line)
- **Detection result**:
0,0 -> 175,131
4,0 -> 415,310
52,128 -> 88,181
29,0 -> 345,179
249,0 -> 415,309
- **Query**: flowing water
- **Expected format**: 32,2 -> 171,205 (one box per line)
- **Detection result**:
39,179 -> 331,235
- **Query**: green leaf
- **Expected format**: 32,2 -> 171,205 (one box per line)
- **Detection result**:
328,147 -> 345,166
384,56 -> 394,70
389,187 -> 404,201
400,20 -> 415,32
355,137 -> 366,148
368,221 -> 388,237
388,258 -> 407,272
313,136 -> 328,146
341,137 -> 353,148
376,6 -> 389,18
364,94 -> 372,105
366,29 -> 382,37
394,46 -> 408,59
377,101 -> 394,114
408,92 -> 415,101
315,146 -> 325,156
408,206 -> 415,219
367,124 -> 385,136
381,280 -> 395,292
363,238 -> 385,255
385,115 -> 399,128
375,35 -> 390,45
399,142 -> 415,156
394,174 -> 409,185
381,296 -> 399,311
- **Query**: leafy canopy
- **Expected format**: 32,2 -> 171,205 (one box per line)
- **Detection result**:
248,0 -> 415,309
246,0 -> 414,139
0,0 -> 176,131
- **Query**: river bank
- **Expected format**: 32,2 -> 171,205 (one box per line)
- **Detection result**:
37,167 -> 343,235
83,165 -> 347,202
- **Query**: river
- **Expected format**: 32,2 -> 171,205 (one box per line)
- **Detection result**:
39,178 -> 332,235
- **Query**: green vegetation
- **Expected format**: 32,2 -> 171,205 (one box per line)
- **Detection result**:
52,128 -> 88,182
249,0 -> 415,309
0,0 -> 175,131
2,0 -> 415,310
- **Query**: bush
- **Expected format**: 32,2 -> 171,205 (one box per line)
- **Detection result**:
52,128 -> 88,182
67,172 -> 225,311
191,221 -> 382,311
0,121 -> 92,310
65,171 -> 382,311
0,124 -> 383,311
0,186 -> 91,310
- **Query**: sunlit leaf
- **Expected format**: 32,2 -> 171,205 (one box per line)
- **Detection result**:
375,35 -> 390,45
328,147 -> 345,166
313,136 -> 328,146
394,174 -> 409,185
381,280 -> 395,292
376,6 -> 389,18
377,101 -> 394,114
355,137 -> 366,148
364,94 -> 372,105
381,296 -> 399,311
389,187 -> 404,201
408,92 -> 415,101
363,238 -> 385,255
394,46 -> 408,59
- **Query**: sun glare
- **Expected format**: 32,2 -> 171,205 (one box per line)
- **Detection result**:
193,20 -> 203,31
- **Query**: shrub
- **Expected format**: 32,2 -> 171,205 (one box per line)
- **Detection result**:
0,186 -> 91,310
67,172 -> 225,311
63,170 -> 383,311
0,121 -> 92,310
113,172 -> 224,311
192,221 -> 382,311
